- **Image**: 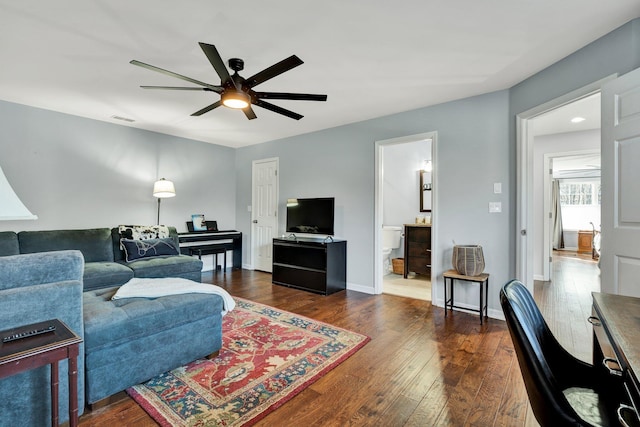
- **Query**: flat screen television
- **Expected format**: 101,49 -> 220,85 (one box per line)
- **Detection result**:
286,197 -> 335,236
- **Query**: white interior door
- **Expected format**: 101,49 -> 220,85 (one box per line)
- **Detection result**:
601,67 -> 640,296
251,158 -> 278,273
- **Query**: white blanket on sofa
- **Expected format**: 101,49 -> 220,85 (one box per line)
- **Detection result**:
111,277 -> 236,315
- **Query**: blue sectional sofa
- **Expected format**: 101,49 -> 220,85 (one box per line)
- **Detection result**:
0,227 -> 225,426
13,226 -> 203,290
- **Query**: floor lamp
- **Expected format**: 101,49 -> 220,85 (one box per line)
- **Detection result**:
0,165 -> 37,221
153,178 -> 175,225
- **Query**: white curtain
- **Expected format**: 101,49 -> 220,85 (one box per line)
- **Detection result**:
551,179 -> 564,249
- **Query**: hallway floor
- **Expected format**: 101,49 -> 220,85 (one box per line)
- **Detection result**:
534,249 -> 600,363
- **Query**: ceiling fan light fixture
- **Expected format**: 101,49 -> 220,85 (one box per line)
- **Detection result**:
222,90 -> 250,109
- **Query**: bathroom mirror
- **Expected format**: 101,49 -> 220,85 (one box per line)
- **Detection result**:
420,170 -> 431,212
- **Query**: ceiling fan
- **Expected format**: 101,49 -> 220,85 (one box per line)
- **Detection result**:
130,43 -> 327,120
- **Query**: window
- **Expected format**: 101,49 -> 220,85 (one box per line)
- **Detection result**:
559,181 -> 601,206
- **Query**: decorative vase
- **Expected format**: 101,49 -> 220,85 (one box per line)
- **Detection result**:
452,245 -> 485,276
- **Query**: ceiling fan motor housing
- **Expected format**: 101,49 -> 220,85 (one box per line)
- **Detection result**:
228,58 -> 244,72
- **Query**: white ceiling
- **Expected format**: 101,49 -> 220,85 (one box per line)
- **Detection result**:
0,1 -> 638,148
534,92 -> 601,176
531,93 -> 601,137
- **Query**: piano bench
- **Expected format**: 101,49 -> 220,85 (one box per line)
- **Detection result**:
189,246 -> 227,271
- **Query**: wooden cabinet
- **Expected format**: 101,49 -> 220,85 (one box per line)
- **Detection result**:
578,230 -> 593,254
403,224 -> 431,278
272,237 -> 347,295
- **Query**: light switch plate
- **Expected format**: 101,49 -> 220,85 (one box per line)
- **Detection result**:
489,202 -> 502,213
494,182 -> 502,194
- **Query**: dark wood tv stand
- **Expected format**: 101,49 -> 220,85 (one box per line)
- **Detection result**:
272,237 -> 347,295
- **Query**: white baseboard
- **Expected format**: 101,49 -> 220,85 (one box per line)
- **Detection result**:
533,274 -> 544,281
346,282 -> 375,294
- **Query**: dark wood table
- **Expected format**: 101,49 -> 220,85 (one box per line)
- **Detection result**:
0,319 -> 82,427
592,292 -> 640,418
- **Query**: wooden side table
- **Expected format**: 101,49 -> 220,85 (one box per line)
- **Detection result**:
443,269 -> 490,324
0,319 -> 82,427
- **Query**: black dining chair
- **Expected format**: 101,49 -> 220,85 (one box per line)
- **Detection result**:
500,279 -> 636,427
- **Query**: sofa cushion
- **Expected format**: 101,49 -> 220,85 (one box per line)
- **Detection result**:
83,286 -> 223,354
0,231 -> 19,256
83,262 -> 134,292
119,254 -> 202,279
118,225 -> 170,241
19,228 -> 114,262
111,226 -> 180,262
120,237 -> 179,262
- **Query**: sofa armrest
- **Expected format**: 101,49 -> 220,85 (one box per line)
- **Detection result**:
0,280 -> 83,334
0,250 -> 84,290
0,250 -> 85,425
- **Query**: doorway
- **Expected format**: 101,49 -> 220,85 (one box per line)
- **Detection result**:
528,93 -> 601,284
517,78 -> 612,292
374,132 -> 437,301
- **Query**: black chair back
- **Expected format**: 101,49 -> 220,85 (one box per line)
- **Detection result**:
500,280 -> 608,426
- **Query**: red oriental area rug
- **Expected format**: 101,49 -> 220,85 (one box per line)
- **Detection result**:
127,297 -> 370,426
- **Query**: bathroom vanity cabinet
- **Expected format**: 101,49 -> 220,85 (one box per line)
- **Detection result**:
403,224 -> 432,278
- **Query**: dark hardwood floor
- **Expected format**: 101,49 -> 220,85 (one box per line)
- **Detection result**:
79,253 -> 599,426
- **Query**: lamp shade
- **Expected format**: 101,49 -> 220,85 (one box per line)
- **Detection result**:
0,165 -> 37,220
153,178 -> 176,198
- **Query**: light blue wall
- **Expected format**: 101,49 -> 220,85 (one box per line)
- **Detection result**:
236,90 -> 511,309
0,100 -> 236,233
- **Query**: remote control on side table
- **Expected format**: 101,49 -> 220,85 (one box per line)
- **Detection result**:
2,324 -> 56,343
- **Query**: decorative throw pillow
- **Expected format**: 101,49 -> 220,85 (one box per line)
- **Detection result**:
118,225 -> 170,241
120,237 -> 179,262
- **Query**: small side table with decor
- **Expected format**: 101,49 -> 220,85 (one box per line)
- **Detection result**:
0,319 -> 82,427
443,269 -> 490,325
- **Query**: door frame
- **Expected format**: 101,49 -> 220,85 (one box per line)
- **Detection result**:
250,157 -> 279,271
374,131 -> 438,298
516,76 -> 615,291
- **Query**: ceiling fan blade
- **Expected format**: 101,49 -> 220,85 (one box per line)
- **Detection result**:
141,86 -> 217,92
254,99 -> 303,120
255,92 -> 327,101
198,42 -> 238,89
244,55 -> 304,88
130,60 -> 222,92
191,100 -> 223,117
243,106 -> 257,120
